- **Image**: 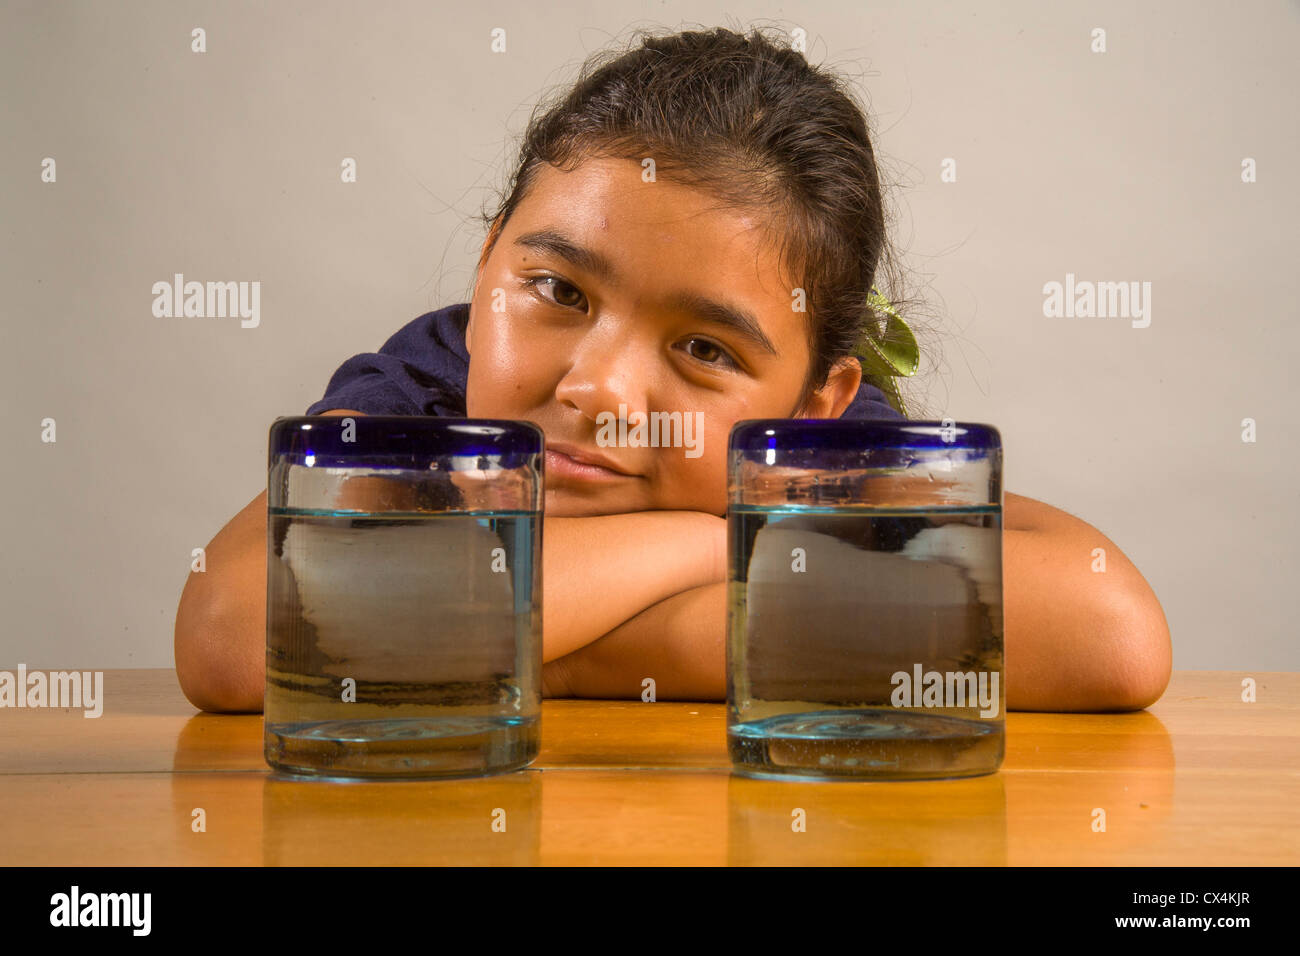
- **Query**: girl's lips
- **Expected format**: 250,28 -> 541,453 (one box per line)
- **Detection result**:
545,448 -> 632,482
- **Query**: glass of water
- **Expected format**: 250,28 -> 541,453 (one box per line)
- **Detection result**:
264,415 -> 543,779
726,419 -> 1004,780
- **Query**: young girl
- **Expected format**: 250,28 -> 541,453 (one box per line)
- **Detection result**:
175,26 -> 1171,713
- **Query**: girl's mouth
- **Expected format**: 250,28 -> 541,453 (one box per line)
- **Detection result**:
544,448 -> 635,483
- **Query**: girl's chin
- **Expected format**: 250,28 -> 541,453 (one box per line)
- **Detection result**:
542,486 -> 636,517
540,487 -> 725,518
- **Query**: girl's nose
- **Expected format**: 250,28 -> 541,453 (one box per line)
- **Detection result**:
553,327 -> 652,424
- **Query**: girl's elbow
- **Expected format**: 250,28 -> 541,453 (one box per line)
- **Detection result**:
174,594 -> 264,714
1097,584 -> 1173,711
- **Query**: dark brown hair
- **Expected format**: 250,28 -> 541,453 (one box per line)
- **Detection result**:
477,24 -> 922,415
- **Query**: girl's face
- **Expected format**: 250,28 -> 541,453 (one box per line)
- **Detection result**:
464,156 -> 862,517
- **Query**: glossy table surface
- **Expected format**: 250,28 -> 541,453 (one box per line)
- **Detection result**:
1,670 -> 1297,865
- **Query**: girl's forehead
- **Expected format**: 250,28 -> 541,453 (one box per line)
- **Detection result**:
487,161 -> 807,346
523,157 -> 763,230
511,159 -> 791,282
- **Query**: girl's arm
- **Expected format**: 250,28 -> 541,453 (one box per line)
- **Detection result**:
547,582 -> 730,700
540,510 -> 724,660
998,491 -> 1172,710
546,492 -> 1174,712
174,408 -> 725,713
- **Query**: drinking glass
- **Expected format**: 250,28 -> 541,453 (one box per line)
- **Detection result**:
727,419 -> 1004,780
264,415 -> 543,778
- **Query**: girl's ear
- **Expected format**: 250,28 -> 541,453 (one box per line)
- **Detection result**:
798,356 -> 863,419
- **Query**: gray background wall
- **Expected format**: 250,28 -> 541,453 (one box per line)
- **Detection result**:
2,0 -> 1296,670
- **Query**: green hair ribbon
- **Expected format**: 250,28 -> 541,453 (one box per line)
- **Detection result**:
851,288 -> 918,418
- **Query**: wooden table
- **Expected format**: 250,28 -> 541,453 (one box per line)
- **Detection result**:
1,670 -> 1296,865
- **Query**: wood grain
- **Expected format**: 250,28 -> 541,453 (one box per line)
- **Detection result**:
0,670 -> 1295,864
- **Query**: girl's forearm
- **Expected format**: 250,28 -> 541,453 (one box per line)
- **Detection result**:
541,511 -> 725,661
549,496 -> 1173,712
548,581 -> 728,699
1001,525 -> 1172,712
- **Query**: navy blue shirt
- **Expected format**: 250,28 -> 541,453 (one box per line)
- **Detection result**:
306,302 -> 906,420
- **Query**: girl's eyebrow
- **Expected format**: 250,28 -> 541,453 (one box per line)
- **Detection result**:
665,289 -> 777,356
513,228 -> 778,356
515,229 -> 619,283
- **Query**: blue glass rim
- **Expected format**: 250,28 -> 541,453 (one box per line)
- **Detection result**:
268,416 -> 544,468
729,419 -> 1000,454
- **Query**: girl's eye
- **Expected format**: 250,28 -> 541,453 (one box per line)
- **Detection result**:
527,276 -> 587,309
526,277 -> 737,371
680,337 -> 737,370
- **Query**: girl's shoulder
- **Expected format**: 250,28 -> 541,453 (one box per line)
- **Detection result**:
304,304 -> 471,416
